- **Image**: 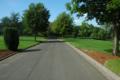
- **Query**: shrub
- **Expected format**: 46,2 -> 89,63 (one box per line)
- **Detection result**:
4,27 -> 19,51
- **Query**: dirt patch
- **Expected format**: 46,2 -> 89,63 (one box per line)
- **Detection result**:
80,49 -> 120,64
0,50 -> 16,61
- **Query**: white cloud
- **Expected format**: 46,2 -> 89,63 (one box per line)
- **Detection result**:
74,17 -> 99,26
74,19 -> 82,25
74,17 -> 86,26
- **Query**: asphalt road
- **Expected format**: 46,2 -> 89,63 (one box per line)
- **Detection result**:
0,39 -> 108,80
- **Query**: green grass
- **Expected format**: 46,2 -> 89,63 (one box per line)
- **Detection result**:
105,59 -> 120,75
65,38 -> 120,75
0,36 -> 6,49
0,36 -> 45,50
64,38 -> 112,54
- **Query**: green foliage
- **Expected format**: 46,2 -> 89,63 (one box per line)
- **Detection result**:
78,22 -> 111,40
0,13 -> 21,35
50,12 -> 73,36
107,0 -> 120,11
1,13 -> 20,51
3,27 -> 19,51
79,22 -> 93,37
23,3 -> 50,37
1,13 -> 20,28
72,26 -> 80,38
1,17 -> 11,27
66,0 -> 120,24
0,23 -> 3,35
90,29 -> 106,40
97,29 -> 107,40
10,13 -> 20,28
66,0 -> 120,55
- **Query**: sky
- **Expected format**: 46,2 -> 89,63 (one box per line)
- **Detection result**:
0,0 -> 98,26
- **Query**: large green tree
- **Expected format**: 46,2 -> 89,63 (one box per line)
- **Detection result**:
23,3 -> 50,40
51,12 -> 73,37
66,0 -> 120,55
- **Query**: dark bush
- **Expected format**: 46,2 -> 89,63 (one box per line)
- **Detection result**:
4,27 -> 19,51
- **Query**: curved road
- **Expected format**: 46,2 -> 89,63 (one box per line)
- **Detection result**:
0,39 -> 108,80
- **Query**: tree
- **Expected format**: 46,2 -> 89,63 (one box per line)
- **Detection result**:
101,24 -> 112,39
0,22 -> 3,35
1,13 -> 20,51
23,3 -> 50,41
79,22 -> 93,38
47,22 -> 58,37
10,13 -> 23,35
51,12 -> 73,37
90,27 -> 100,39
1,13 -> 20,28
72,26 -> 80,38
10,13 -> 20,27
1,13 -> 20,35
1,17 -> 11,28
66,0 -> 120,56
4,27 -> 19,51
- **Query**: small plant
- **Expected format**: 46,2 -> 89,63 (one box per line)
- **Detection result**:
4,27 -> 19,51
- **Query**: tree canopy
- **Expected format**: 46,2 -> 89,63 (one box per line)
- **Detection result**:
1,13 -> 20,28
23,3 -> 50,40
51,12 -> 73,36
66,0 -> 120,24
66,0 -> 120,55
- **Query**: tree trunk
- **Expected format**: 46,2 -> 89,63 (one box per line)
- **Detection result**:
113,25 -> 119,56
34,33 -> 37,41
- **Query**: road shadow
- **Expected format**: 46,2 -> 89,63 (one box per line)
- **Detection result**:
37,38 -> 65,43
18,49 -> 41,53
40,40 -> 65,43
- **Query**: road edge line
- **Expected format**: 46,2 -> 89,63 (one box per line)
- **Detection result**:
65,42 -> 120,80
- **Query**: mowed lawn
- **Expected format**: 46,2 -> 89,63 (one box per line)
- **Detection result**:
105,59 -> 120,76
64,38 -> 112,54
65,38 -> 120,75
0,36 -> 44,50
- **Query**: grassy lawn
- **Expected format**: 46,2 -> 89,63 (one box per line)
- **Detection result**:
65,38 -> 120,75
64,38 -> 112,54
0,36 -> 45,50
105,59 -> 120,76
0,36 -> 6,49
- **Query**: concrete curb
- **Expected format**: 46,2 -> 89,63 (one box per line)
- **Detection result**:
66,42 -> 120,80
0,42 -> 41,61
0,52 -> 16,61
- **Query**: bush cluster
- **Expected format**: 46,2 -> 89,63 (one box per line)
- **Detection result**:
4,27 -> 19,51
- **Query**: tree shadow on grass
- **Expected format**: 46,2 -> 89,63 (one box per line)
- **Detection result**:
104,49 -> 120,56
104,49 -> 113,53
20,39 -> 35,41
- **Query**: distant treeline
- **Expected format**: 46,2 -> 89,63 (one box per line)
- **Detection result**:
73,22 -> 112,40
